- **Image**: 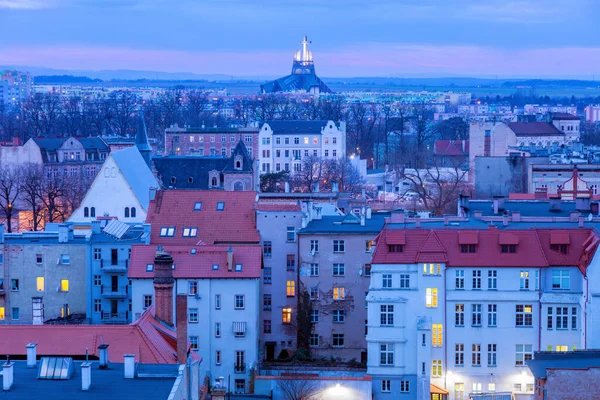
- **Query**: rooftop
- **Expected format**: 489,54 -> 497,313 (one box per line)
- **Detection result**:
508,122 -> 563,137
262,120 -> 340,135
527,351 -> 600,380
299,213 -> 388,235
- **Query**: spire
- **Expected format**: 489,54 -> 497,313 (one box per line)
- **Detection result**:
135,110 -> 152,168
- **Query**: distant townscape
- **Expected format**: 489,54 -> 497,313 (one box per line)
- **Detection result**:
1,37 -> 600,400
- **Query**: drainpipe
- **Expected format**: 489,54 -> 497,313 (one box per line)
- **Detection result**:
585,275 -> 589,349
535,383 -> 547,400
443,264 -> 448,392
538,267 -> 542,354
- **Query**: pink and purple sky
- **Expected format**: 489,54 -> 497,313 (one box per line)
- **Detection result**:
1,0 -> 599,78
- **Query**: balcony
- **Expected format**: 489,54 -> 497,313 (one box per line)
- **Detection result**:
99,259 -> 129,273
101,285 -> 128,299
101,312 -> 129,324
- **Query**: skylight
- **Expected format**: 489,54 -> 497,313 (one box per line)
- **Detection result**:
194,202 -> 202,211
217,202 -> 225,211
235,264 -> 243,272
212,264 -> 219,270
160,227 -> 175,237
146,264 -> 154,272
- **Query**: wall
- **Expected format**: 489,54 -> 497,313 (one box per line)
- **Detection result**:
168,361 -> 201,400
469,122 -> 516,182
543,368 -> 600,400
0,139 -> 43,166
255,375 -> 372,400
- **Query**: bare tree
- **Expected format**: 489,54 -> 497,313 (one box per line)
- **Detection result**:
410,103 -> 435,168
109,91 -> 139,136
40,172 -> 68,223
0,165 -> 22,232
184,90 -> 210,127
19,163 -> 45,231
277,376 -> 321,400
293,156 -> 325,192
21,93 -> 62,136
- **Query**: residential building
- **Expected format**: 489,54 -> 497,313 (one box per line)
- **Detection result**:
153,140 -> 258,191
298,207 -> 386,362
257,120 -> 346,175
0,70 -> 33,104
34,136 -> 109,179
524,104 -> 577,116
69,146 -> 160,223
433,140 -> 469,167
164,124 -> 258,157
367,215 -> 599,400
585,105 -> 600,123
0,224 -> 88,324
261,36 -> 331,94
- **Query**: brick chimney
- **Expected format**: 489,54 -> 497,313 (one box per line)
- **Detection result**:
153,248 -> 174,326
176,294 -> 188,365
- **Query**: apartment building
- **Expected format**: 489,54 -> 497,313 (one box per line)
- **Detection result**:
367,216 -> 599,400
164,124 -> 259,157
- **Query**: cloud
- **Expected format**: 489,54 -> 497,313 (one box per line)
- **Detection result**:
0,0 -> 57,9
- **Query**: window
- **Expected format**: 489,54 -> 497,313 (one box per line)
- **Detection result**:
12,307 -> 19,320
423,263 -> 441,275
124,207 -> 130,218
94,275 -> 101,286
235,351 -> 246,373
488,270 -> 497,289
286,281 -> 295,297
432,324 -> 443,347
473,383 -> 482,394
399,274 -> 410,288
365,240 -> 374,252
556,307 -> 568,329
514,383 -> 522,392
36,277 -> 44,292
143,295 -> 153,309
215,294 -> 221,309
501,244 -> 517,253
84,207 -> 89,217
286,226 -> 295,242
551,244 -> 568,254
461,244 -> 476,253
380,305 -> 394,326
310,240 -> 319,253
310,287 -> 319,300
60,279 -> 69,292
216,202 -> 225,211
455,304 -> 465,326
471,344 -> 481,366
193,202 -> 202,211
333,240 -> 345,253
516,304 -> 533,326
381,380 -> 391,393
189,308 -> 199,323
235,263 -> 243,272
188,281 -> 197,295
388,244 -> 403,252
332,263 -> 345,276
426,288 -> 438,308
332,150 -> 337,157
215,351 -> 222,365
472,304 -> 482,326
488,344 -> 497,366
520,271 -> 530,289
431,360 -> 442,377
488,304 -> 497,327
547,307 -> 553,329
235,295 -> 245,309
333,310 -> 346,323
572,307 -> 578,329
146,264 -> 154,272
364,264 -> 372,277
36,254 -> 43,264
159,227 -> 175,237
263,241 -> 272,257
311,310 -> 319,323
309,263 -> 319,276
263,294 -> 272,311
333,334 -> 345,347
472,270 -> 481,289
455,383 -> 465,400
309,334 -> 319,347
282,308 -> 292,324
93,248 -> 101,260
333,287 -> 345,299
455,343 -> 464,366
263,267 -> 272,284
189,336 -> 199,351
379,343 -> 394,365
94,299 -> 102,313
182,228 -> 198,237
90,207 -> 95,217
552,270 -> 570,289
286,254 -> 295,271
382,274 -> 392,288
515,344 -> 533,366
455,270 -> 464,289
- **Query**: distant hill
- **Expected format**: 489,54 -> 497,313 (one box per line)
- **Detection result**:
34,75 -> 103,84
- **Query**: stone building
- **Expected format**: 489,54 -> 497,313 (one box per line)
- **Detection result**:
164,124 -> 258,158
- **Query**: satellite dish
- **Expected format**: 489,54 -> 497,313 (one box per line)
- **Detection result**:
588,213 -> 593,222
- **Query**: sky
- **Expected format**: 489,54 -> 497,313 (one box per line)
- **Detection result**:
0,0 -> 599,78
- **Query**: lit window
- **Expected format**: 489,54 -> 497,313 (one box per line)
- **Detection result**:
286,281 -> 296,297
282,308 -> 292,324
303,137 -> 309,144
159,227 -> 175,237
555,345 -> 568,352
431,360 -> 442,377
432,324 -> 443,347
520,270 -> 530,289
60,279 -> 69,292
516,304 -> 533,326
333,287 -> 345,299
146,264 -> 154,272
426,288 -> 438,308
36,277 -> 44,292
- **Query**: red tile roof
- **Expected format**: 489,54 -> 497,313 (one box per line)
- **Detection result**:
434,140 -> 469,156
0,309 -> 200,364
458,231 -> 478,245
508,122 -> 563,137
129,244 -> 262,279
257,203 -> 302,212
385,230 -> 406,245
147,190 -> 260,245
373,227 -> 598,273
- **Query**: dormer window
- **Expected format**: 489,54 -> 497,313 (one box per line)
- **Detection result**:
501,245 -> 517,253
461,245 -> 476,253
388,245 -> 403,253
160,227 -> 175,237
235,264 -> 243,272
182,228 -> 198,237
550,244 -> 568,254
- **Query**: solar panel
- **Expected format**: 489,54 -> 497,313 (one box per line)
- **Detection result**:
103,219 -> 130,239
38,357 -> 74,380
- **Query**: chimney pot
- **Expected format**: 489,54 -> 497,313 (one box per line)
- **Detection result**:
2,362 -> 14,391
227,247 -> 233,272
26,343 -> 37,368
81,362 -> 92,391
98,344 -> 109,369
415,215 -> 421,228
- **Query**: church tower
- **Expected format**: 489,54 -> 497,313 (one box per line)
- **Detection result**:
292,35 -> 316,75
135,111 -> 152,168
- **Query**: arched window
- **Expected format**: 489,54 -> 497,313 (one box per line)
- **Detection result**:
124,207 -> 130,218
234,182 -> 244,191
236,161 -> 241,169
90,207 -> 96,218
84,207 -> 89,218
211,177 -> 217,186
131,207 -> 136,218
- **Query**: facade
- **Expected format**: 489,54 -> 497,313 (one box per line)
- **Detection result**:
261,36 -> 331,94
529,164 -> 600,197
0,224 -> 88,324
585,105 -> 600,123
164,124 -> 258,157
367,216 -> 599,400
0,70 -> 33,105
34,136 -> 109,179
298,208 -> 385,362
257,120 -> 346,175
69,146 -> 160,223
524,104 -> 577,116
433,140 -> 469,167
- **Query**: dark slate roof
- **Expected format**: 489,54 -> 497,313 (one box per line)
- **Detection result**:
299,213 -> 389,235
263,120 -> 337,135
135,113 -> 152,152
552,112 -> 580,121
4,361 -> 176,400
79,137 -> 109,152
261,73 -> 331,94
222,140 -> 253,173
527,351 -> 600,379
153,156 -> 228,189
508,122 -> 563,137
468,199 -> 578,218
33,137 -> 109,152
33,137 -> 65,151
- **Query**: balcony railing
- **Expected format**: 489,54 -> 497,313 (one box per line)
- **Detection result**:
101,285 -> 128,299
100,259 -> 129,273
101,312 -> 129,324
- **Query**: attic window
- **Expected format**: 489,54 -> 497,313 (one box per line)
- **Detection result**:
182,228 -> 198,237
191,248 -> 197,255
188,177 -> 194,184
216,202 -> 225,211
501,245 -> 517,253
146,264 -> 154,272
160,227 -> 175,237
212,264 -> 219,270
461,245 -> 476,253
235,264 -> 243,272
388,245 -> 403,253
170,177 -> 176,184
550,244 -> 568,254
194,202 -> 202,211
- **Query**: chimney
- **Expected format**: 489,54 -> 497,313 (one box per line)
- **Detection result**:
153,248 -> 175,326
149,187 -> 157,201
284,181 -> 290,193
579,216 -> 584,228
2,361 -> 13,391
391,211 -> 405,223
58,224 -> 70,243
176,294 -> 188,365
503,214 -> 509,227
443,215 -> 449,226
570,211 -> 580,223
26,343 -> 37,368
81,362 -> 92,391
123,354 -> 135,379
227,247 -> 233,272
512,211 -> 521,222
91,220 -> 101,234
492,196 -> 505,215
366,206 -> 372,219
415,215 -> 421,228
360,207 -> 365,227
98,344 -> 109,369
